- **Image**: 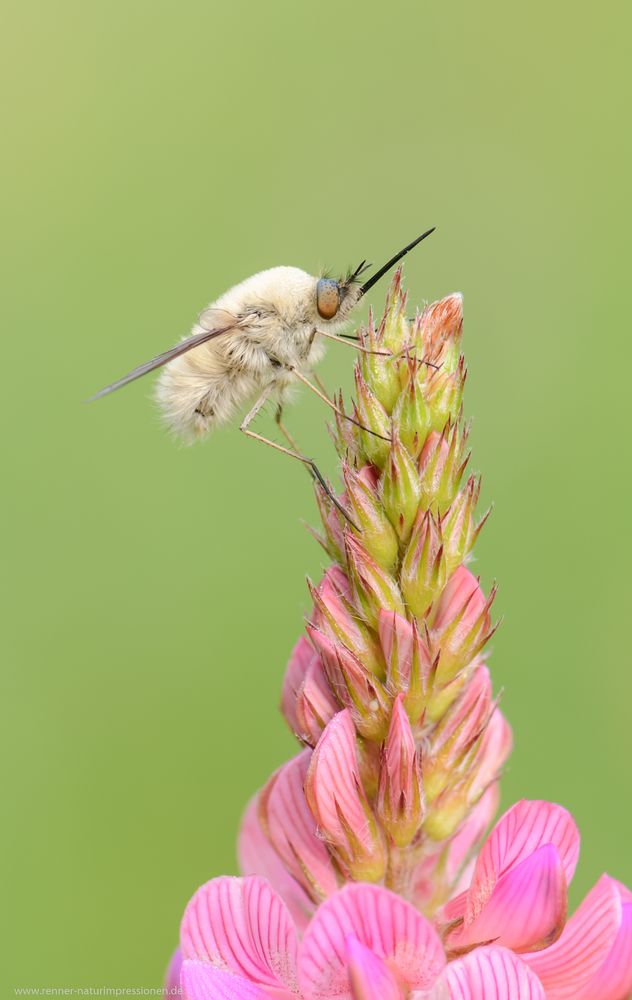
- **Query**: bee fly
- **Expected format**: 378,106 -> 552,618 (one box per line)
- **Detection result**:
90,228 -> 435,521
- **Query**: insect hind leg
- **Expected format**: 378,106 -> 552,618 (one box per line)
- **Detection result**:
239,390 -> 358,529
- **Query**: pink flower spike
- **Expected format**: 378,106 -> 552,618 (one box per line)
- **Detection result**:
180,876 -> 298,993
180,960 -> 274,999
345,935 -> 402,1000
299,882 -> 446,998
260,750 -> 340,902
522,874 -> 625,998
237,797 -> 314,932
422,946 -> 545,999
574,879 -> 632,1000
305,710 -> 387,881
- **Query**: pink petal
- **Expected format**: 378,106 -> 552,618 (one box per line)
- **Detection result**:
281,637 -> 316,736
575,884 -> 632,1000
180,960 -> 274,999
295,655 -> 339,745
422,946 -> 545,999
237,796 -> 315,932
345,935 -> 403,1000
449,844 -> 567,952
165,947 -> 182,994
378,610 -> 414,683
180,876 -> 298,992
523,874 -> 624,998
263,750 -> 339,900
305,710 -> 376,853
445,800 -> 579,926
299,882 -> 446,998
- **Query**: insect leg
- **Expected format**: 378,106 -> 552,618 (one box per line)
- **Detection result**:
312,372 -> 331,400
325,331 -> 439,369
288,367 -> 390,441
315,328 -> 391,357
240,391 -> 358,529
274,404 -> 302,454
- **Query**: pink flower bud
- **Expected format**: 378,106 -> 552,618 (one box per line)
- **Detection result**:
425,356 -> 467,432
329,388 -> 361,461
280,635 -> 339,746
344,532 -> 406,629
308,567 -> 383,676
440,474 -> 487,575
281,636 -> 318,737
423,665 -> 494,802
401,510 -> 448,620
308,626 -> 390,742
305,710 -> 388,882
431,566 -> 497,684
377,695 -> 424,846
425,708 -> 512,841
419,421 -> 470,512
379,432 -> 422,542
359,309 -> 401,413
259,750 -> 340,904
391,359 -> 431,459
378,611 -> 436,727
354,369 -> 391,467
313,482 -> 347,564
343,463 -> 399,571
379,267 -> 410,353
422,293 -> 464,370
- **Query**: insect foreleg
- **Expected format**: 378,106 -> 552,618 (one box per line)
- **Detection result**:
240,391 -> 358,529
288,367 -> 391,442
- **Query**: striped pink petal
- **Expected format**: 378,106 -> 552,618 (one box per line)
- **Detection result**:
295,654 -> 339,745
305,710 -> 382,869
523,874 -> 624,998
345,935 -> 403,1000
449,844 -> 567,952
421,946 -> 545,999
575,880 -> 632,1000
180,876 -> 298,992
180,960 -> 275,999
445,800 -> 579,927
298,882 -> 446,998
165,947 -> 182,994
237,796 -> 315,932
281,636 -> 316,736
262,750 -> 339,900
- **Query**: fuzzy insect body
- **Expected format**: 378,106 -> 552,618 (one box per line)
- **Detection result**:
155,266 -> 360,441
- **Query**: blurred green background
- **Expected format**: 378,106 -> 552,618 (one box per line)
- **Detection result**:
2,0 -> 630,989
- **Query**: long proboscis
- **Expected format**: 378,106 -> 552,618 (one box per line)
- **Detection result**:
359,227 -> 436,296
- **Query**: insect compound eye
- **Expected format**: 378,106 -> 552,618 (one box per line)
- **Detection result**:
316,278 -> 341,320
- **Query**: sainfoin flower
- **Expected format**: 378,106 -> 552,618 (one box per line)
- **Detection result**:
166,273 -> 632,998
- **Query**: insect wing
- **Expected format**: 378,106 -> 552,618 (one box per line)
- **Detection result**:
197,306 -> 241,332
88,312 -> 244,401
